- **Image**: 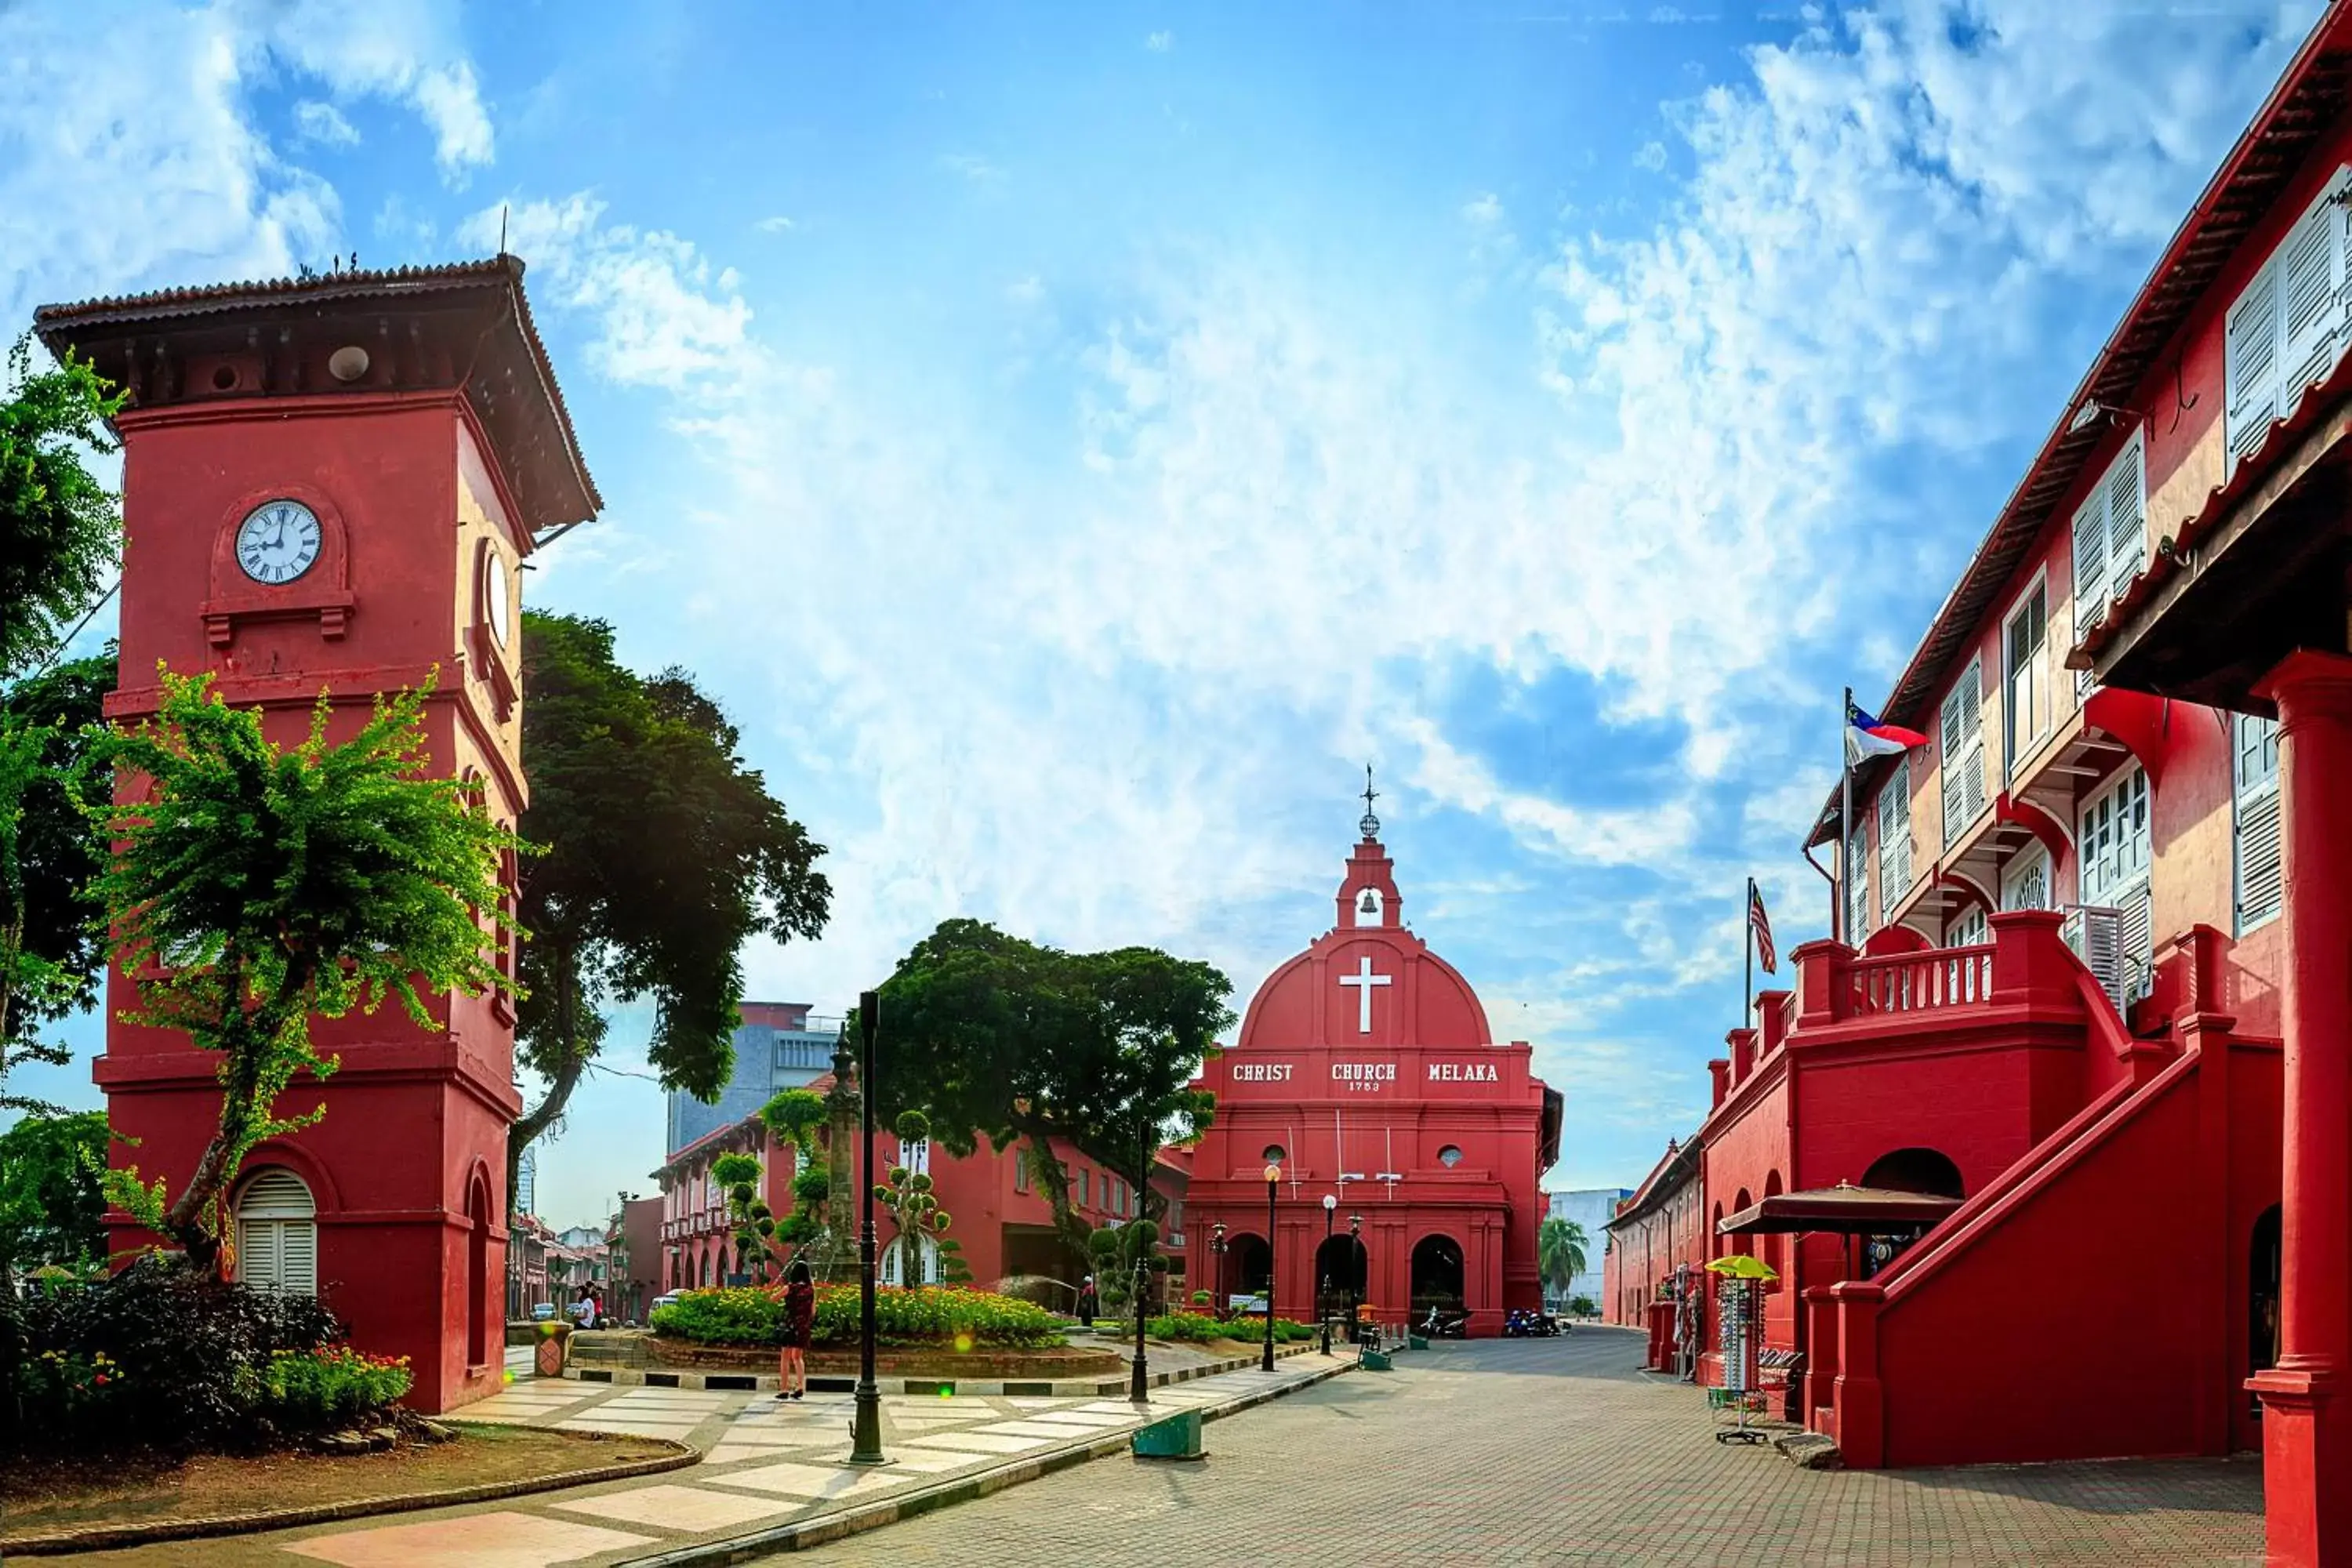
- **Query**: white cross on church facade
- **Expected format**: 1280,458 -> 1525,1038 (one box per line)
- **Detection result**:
1338,953 -> 1392,1034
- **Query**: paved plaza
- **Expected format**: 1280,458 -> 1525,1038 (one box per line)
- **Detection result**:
787,1327 -> 2267,1568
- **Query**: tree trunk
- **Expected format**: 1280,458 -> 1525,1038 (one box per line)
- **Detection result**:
1013,1131 -> 1093,1274
507,942 -> 586,1219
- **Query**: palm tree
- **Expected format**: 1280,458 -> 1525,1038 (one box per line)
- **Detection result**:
1538,1216 -> 1588,1308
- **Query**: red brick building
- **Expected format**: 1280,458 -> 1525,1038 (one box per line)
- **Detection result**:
1649,11 -> 2352,1559
1183,818 -> 1562,1338
39,260 -> 593,1414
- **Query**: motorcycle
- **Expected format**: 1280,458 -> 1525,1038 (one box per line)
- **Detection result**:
1502,1308 -> 1561,1338
1419,1305 -> 1470,1339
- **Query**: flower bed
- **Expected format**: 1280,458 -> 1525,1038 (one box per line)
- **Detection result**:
648,1283 -> 1065,1349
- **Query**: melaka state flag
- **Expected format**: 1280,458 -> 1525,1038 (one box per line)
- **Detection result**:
1845,701 -> 1929,765
1748,879 -> 1777,974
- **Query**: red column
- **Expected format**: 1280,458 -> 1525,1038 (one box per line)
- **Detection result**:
2250,651 -> 2352,1568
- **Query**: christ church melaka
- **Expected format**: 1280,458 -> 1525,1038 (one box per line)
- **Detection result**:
1183,804 -> 1563,1338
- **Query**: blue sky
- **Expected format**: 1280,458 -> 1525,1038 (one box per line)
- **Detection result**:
1,0 -> 2322,1230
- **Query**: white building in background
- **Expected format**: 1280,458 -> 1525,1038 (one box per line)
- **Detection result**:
664,1002 -> 840,1157
1547,1188 -> 1632,1309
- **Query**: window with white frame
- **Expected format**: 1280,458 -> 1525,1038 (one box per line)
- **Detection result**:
880,1232 -> 942,1286
2234,714 -> 2283,934
2078,764 -> 2151,906
1940,660 -> 1988,847
2005,579 -> 2051,772
897,1137 -> 930,1177
1947,906 -> 1988,948
2069,434 -> 2147,696
2227,166 -> 2352,475
235,1167 -> 318,1297
2002,845 -> 2052,913
1845,824 -> 1871,942
1875,762 -> 1912,911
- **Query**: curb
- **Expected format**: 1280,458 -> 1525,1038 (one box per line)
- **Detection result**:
0,1436 -> 700,1558
617,1356 -> 1360,1566
566,1341 -> 1321,1396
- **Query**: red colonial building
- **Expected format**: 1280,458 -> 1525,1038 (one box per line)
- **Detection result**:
1655,9 -> 2352,1560
38,260 -> 593,1414
1184,815 -> 1563,1338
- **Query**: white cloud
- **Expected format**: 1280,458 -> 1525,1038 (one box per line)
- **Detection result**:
1005,274 -> 1046,305
939,152 -> 1006,185
262,0 -> 493,180
293,99 -> 360,147
1146,30 -> 1175,52
756,215 -> 797,233
1633,140 -> 1667,171
1461,192 -> 1504,225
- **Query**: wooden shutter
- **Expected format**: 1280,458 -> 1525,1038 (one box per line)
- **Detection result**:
1940,682 -> 1969,846
2281,181 -> 2347,399
2237,714 -> 2284,931
1942,661 -> 1987,838
2227,262 -> 2281,467
235,1168 -> 317,1297
1846,826 -> 1870,940
2103,436 -> 2144,615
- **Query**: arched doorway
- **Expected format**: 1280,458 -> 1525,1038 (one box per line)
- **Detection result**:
1410,1233 -> 1464,1316
2251,1203 -> 2282,1416
1860,1148 -> 1964,1278
234,1167 -> 318,1296
1314,1233 -> 1368,1321
1861,1147 -> 1965,1198
1230,1233 -> 1272,1300
466,1174 -> 492,1368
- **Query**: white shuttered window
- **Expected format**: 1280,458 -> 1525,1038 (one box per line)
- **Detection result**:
2235,714 -> 2283,934
2080,764 -> 2155,1000
235,1167 -> 318,1296
2070,434 -> 2147,697
2227,168 -> 2352,474
1876,763 -> 1912,912
1846,825 -> 1871,943
1940,660 -> 1988,848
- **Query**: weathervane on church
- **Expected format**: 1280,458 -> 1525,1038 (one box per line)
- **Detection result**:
1359,764 -> 1381,840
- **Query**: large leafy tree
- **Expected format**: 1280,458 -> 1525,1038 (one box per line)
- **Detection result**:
508,612 -> 830,1207
87,670 -> 522,1272
0,1109 -> 108,1279
1,335 -> 122,677
0,653 -> 111,1112
870,920 -> 1233,1265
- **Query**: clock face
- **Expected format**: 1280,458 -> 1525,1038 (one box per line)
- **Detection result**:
235,500 -> 321,585
485,552 -> 512,648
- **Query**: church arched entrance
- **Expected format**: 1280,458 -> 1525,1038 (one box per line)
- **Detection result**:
1410,1233 -> 1465,1316
2251,1203 -> 2282,1416
1231,1233 -> 1272,1301
1315,1233 -> 1368,1321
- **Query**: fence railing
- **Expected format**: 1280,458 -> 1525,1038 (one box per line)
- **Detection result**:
1842,944 -> 1995,1018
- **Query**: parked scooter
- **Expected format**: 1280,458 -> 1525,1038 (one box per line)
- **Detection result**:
1419,1305 -> 1470,1338
1502,1308 -> 1562,1338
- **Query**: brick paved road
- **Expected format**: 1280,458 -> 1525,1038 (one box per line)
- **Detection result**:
783,1327 -> 2266,1567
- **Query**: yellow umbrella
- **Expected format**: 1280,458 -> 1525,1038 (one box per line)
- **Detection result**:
1705,1254 -> 1779,1282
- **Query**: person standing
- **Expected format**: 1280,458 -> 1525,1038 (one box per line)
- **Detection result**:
779,1260 -> 815,1401
1076,1275 -> 1099,1328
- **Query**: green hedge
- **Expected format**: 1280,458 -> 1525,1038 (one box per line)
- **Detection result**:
1133,1312 -> 1318,1344
650,1284 -> 1065,1349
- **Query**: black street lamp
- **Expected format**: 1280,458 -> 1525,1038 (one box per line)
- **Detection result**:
848,991 -> 888,1467
1211,1221 -> 1227,1318
1129,1118 -> 1152,1405
1320,1193 -> 1337,1356
1261,1163 -> 1279,1373
1348,1213 -> 1363,1344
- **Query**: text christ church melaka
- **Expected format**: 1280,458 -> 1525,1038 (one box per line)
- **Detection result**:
1184,801 -> 1564,1337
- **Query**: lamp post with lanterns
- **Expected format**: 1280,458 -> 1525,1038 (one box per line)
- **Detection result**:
1348,1213 -> 1363,1343
1210,1221 -> 1228,1319
1262,1163 -> 1280,1373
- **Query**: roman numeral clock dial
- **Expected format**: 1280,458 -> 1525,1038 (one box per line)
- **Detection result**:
235,500 -> 322,585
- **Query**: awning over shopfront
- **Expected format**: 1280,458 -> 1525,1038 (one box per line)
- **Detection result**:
1717,1185 -> 1962,1236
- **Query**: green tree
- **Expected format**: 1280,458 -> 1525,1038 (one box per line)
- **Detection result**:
875,1109 -> 952,1285
85,669 -> 522,1272
1,336 -> 122,678
871,920 -> 1233,1266
1538,1215 -> 1588,1304
0,1109 -> 108,1279
507,612 -> 830,1210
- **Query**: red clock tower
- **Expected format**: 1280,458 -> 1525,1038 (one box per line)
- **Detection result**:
36,259 -> 598,1412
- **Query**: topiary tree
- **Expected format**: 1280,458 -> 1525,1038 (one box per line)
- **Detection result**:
86,670 -> 522,1273
1087,1218 -> 1163,1318
708,1151 -> 774,1279
874,1109 -> 952,1286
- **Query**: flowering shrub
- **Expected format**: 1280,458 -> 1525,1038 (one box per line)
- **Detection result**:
1,1255 -> 372,1453
263,1345 -> 413,1427
1142,1312 -> 1316,1343
650,1283 -> 1065,1348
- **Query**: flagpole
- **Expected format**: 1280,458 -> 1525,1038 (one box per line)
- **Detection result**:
1744,877 -> 1755,1023
1839,685 -> 1855,946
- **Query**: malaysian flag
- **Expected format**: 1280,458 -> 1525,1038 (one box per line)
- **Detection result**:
1748,878 -> 1777,974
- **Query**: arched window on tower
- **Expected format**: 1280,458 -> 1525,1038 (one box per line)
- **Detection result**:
1354,887 -> 1384,927
235,1167 -> 318,1297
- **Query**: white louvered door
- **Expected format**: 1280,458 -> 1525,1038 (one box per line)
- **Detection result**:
234,1168 -> 318,1297
2236,713 -> 2284,933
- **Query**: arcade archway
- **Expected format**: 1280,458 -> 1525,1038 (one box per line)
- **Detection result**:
1410,1233 -> 1464,1314
1863,1146 -> 1965,1199
1231,1233 -> 1272,1299
466,1174 -> 492,1368
1315,1233 -> 1369,1320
